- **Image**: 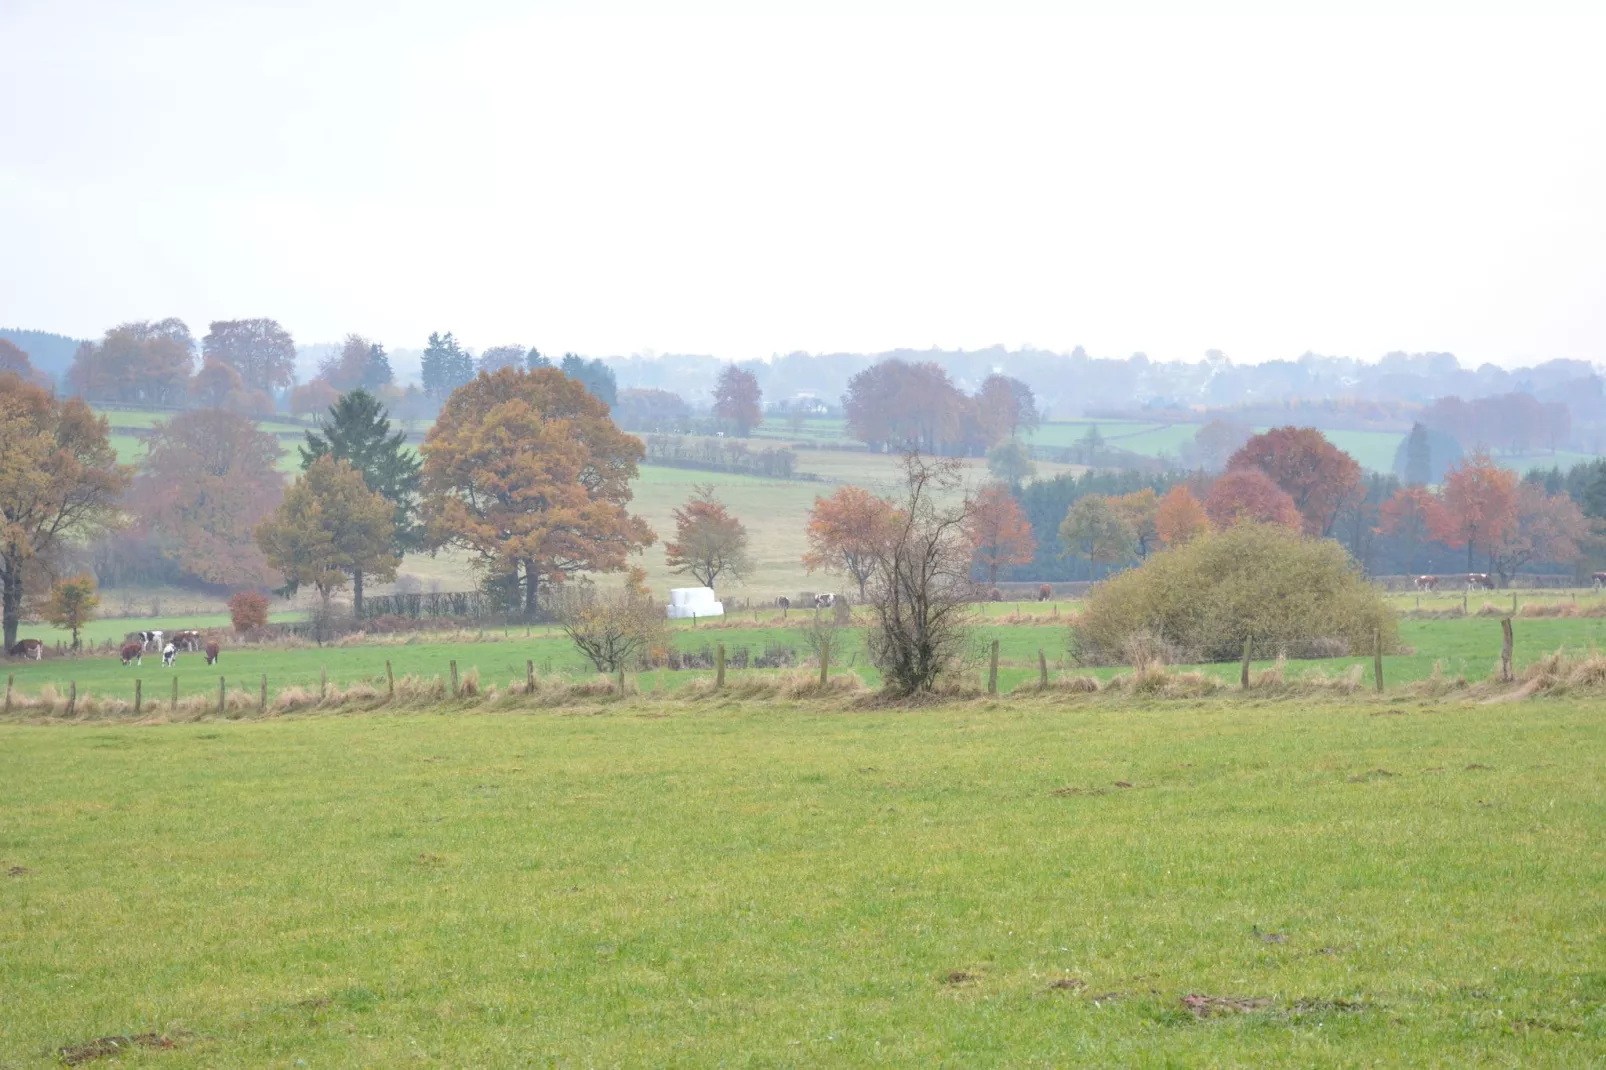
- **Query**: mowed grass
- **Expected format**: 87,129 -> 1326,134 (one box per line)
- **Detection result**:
1,692 -> 1603,1066
11,608 -> 1606,707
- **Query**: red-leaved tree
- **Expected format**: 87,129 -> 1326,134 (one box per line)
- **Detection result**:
1205,469 -> 1302,531
803,485 -> 900,599
965,484 -> 1035,585
1228,426 -> 1362,536
1432,452 -> 1518,572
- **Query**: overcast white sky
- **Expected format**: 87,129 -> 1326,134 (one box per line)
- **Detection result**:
3,1 -> 1604,366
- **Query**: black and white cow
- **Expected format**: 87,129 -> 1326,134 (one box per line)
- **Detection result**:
161,642 -> 177,668
134,629 -> 164,652
813,593 -> 836,609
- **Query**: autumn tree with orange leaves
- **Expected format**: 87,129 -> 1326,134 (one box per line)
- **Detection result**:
1228,426 -> 1362,536
1205,469 -> 1302,531
1432,452 -> 1518,572
421,367 -> 655,615
965,484 -> 1035,585
1376,486 -> 1443,575
1488,483 -> 1585,587
0,375 -> 130,648
803,485 -> 900,599
664,485 -> 752,591
132,409 -> 285,588
1155,485 -> 1210,547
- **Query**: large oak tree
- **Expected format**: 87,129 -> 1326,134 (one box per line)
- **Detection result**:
0,375 -> 130,647
421,367 -> 654,614
1227,426 -> 1362,537
712,365 -> 763,437
203,319 -> 296,394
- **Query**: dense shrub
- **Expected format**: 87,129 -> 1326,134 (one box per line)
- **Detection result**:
228,590 -> 271,632
1072,523 -> 1395,665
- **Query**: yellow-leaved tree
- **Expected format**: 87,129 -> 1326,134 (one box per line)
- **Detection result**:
255,456 -> 398,613
420,367 -> 655,614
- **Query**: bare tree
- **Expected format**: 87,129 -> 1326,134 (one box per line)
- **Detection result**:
864,451 -> 977,694
554,581 -> 668,674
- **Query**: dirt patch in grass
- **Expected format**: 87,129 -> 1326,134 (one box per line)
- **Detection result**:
1347,768 -> 1398,782
1051,786 -> 1108,797
1465,763 -> 1493,771
1253,927 -> 1287,944
1290,998 -> 1368,1015
1113,780 -> 1133,788
1182,994 -> 1272,1018
6,865 -> 28,877
59,1033 -> 176,1064
943,971 -> 978,985
1048,977 -> 1085,991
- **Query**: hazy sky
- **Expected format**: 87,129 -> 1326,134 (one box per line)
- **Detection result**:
3,1 -> 1604,367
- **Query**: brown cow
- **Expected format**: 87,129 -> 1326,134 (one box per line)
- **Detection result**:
120,642 -> 144,666
1037,584 -> 1052,602
1413,575 -> 1438,591
170,629 -> 203,652
204,641 -> 220,665
8,638 -> 43,660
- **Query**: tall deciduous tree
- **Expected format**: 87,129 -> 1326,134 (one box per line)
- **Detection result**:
421,332 -> 475,400
1109,488 -> 1161,559
301,389 -> 424,555
842,359 -> 966,454
1376,486 -> 1442,574
420,367 -> 655,614
665,485 -> 752,591
256,456 -> 398,614
864,452 -> 977,694
986,439 -> 1036,489
476,345 -> 528,375
190,358 -> 245,409
0,375 -> 130,648
67,320 -> 196,405
319,334 -> 386,392
712,365 -> 763,437
966,484 -> 1035,585
1204,469 -> 1302,531
42,574 -> 98,650
0,339 -> 50,389
131,409 -> 285,587
1228,426 -> 1362,536
972,374 -> 1040,446
1155,484 -> 1210,546
1433,452 -> 1518,571
803,485 -> 900,599
203,319 -> 296,394
1058,495 -> 1133,569
1488,484 -> 1584,587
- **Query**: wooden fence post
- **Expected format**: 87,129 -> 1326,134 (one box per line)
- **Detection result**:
715,644 -> 726,689
1038,649 -> 1048,689
1373,629 -> 1384,692
1241,636 -> 1252,690
259,674 -> 268,714
525,659 -> 534,692
450,660 -> 459,697
171,677 -> 178,712
66,681 -> 76,718
1462,591 -> 1468,614
320,665 -> 327,699
386,660 -> 395,699
1500,618 -> 1514,683
217,677 -> 226,714
987,639 -> 999,695
4,673 -> 10,716
819,641 -> 830,687
617,667 -> 627,694
134,679 -> 141,715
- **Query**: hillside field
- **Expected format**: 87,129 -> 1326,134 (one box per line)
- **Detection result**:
1,685 -> 1601,1065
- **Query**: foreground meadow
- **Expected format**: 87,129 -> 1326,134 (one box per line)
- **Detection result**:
1,692 -> 1602,1066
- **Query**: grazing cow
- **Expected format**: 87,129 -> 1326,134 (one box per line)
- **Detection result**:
8,638 -> 43,660
1414,575 -> 1439,592
1592,572 -> 1606,591
1466,573 -> 1495,591
204,641 -> 220,665
1037,584 -> 1052,602
813,593 -> 835,609
120,642 -> 144,666
134,629 -> 164,652
161,642 -> 177,668
171,630 -> 202,652
776,596 -> 790,611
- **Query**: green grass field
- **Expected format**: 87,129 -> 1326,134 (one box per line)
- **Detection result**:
2,688 -> 1602,1065
12,602 -> 1606,709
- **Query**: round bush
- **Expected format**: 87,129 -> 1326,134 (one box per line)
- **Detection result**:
1072,523 -> 1396,665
